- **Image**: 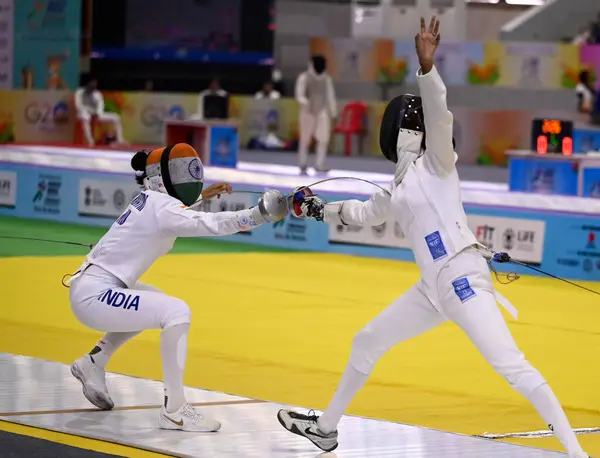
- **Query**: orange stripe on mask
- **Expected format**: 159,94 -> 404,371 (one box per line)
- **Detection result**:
145,143 -> 199,166
169,143 -> 200,159
146,147 -> 165,166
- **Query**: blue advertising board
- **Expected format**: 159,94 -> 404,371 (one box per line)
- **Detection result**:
573,128 -> 600,154
509,157 -> 578,196
13,0 -> 81,90
1,161 -> 599,282
209,125 -> 238,168
583,167 -> 600,198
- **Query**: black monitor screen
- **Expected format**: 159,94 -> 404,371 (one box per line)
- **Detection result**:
203,95 -> 229,120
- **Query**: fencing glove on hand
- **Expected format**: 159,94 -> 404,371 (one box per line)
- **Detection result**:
290,187 -> 325,221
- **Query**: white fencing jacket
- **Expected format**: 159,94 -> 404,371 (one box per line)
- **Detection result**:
71,190 -> 266,288
323,66 -> 487,305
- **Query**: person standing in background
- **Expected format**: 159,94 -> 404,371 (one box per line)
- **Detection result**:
74,75 -> 126,147
255,81 -> 281,100
295,55 -> 337,175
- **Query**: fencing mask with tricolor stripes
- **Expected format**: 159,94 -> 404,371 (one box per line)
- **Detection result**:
139,143 -> 204,206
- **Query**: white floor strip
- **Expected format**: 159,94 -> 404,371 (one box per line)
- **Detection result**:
0,353 -> 568,457
2,144 -> 600,215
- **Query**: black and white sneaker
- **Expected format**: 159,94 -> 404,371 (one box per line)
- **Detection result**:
277,409 -> 338,452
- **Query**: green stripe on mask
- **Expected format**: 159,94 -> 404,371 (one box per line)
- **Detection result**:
174,182 -> 204,206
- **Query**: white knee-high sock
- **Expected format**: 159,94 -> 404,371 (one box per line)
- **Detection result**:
317,363 -> 369,434
527,384 -> 584,455
89,331 -> 140,369
160,324 -> 189,413
298,140 -> 310,168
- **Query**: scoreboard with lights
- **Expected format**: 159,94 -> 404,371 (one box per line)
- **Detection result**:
530,119 -> 574,156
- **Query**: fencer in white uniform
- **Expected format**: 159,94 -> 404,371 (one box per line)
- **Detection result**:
74,76 -> 126,146
67,143 -> 287,432
295,55 -> 337,174
277,18 -> 588,458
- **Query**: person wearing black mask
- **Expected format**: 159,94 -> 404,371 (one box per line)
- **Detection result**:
295,55 -> 337,174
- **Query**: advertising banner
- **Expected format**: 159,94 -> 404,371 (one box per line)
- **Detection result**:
0,87 -> 584,165
546,219 -> 600,278
482,42 -> 580,90
573,128 -> 600,154
509,157 -> 578,196
195,191 -> 254,213
1,161 -> 599,280
13,0 -> 82,90
394,41 -> 484,85
582,167 -> 600,198
78,179 -> 142,218
310,38 -> 394,83
102,91 -> 198,145
467,215 -> 545,264
329,213 -> 545,265
0,0 -> 14,89
0,169 -> 16,207
9,89 -> 74,143
209,125 -> 238,168
31,171 -> 64,216
329,219 -> 410,249
579,45 -> 600,86
78,177 -> 256,220
236,97 -> 300,147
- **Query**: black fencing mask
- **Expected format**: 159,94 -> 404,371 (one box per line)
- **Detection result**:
311,55 -> 327,75
379,94 -> 425,163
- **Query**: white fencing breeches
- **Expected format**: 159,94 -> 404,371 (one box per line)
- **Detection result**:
78,110 -> 125,146
350,248 -> 546,398
70,265 -> 191,332
298,109 -> 331,170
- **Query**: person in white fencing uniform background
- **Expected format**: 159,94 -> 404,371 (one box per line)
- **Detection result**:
67,143 -> 287,432
295,55 -> 337,175
277,18 -> 589,458
74,75 -> 126,146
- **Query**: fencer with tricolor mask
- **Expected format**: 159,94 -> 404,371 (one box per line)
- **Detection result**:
142,143 -> 206,207
65,143 -> 288,435
279,17 -> 588,457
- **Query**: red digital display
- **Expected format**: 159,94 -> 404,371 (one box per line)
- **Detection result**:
542,119 -> 562,135
562,136 -> 573,156
537,135 -> 548,154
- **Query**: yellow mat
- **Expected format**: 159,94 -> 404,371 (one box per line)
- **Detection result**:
0,252 -> 599,455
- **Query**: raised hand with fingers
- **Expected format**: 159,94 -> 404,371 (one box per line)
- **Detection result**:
415,16 -> 441,75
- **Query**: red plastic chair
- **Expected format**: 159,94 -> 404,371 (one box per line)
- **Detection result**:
334,101 -> 368,156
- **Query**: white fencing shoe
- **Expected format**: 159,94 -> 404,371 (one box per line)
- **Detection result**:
70,355 -> 114,410
277,409 -> 338,452
159,403 -> 221,432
